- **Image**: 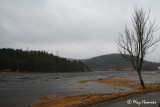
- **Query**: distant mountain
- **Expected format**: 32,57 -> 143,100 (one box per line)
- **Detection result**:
82,54 -> 160,71
0,48 -> 90,72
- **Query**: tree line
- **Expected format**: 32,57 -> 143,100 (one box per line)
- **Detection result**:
0,48 -> 90,72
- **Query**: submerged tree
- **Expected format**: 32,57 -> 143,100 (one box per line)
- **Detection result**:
116,7 -> 160,89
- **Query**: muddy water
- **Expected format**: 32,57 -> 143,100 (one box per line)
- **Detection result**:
0,71 -> 159,107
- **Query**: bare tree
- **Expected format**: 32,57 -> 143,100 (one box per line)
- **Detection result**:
116,7 -> 160,90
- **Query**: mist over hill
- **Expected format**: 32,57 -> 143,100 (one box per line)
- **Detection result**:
82,54 -> 160,71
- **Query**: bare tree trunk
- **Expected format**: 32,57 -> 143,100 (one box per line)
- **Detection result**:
137,70 -> 146,89
116,7 -> 160,90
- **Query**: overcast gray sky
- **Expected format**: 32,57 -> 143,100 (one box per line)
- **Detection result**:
0,0 -> 160,62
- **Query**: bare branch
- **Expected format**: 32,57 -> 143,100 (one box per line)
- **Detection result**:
116,6 -> 160,90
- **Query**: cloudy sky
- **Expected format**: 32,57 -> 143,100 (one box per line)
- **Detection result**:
0,0 -> 160,62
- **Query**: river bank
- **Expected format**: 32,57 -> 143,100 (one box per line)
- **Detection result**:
32,86 -> 160,107
32,72 -> 160,107
0,71 -> 160,107
93,90 -> 160,107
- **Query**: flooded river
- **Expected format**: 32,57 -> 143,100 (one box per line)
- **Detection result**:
0,71 -> 159,107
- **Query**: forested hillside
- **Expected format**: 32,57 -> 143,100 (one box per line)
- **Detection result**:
82,54 -> 159,71
0,48 -> 90,72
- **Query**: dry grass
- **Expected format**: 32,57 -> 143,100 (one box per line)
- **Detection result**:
32,92 -> 132,107
32,75 -> 160,107
116,74 -> 125,76
32,83 -> 160,107
77,77 -> 138,88
68,84 -> 74,87
142,73 -> 160,75
77,80 -> 88,83
114,73 -> 160,77
127,73 -> 160,76
127,74 -> 138,76
37,96 -> 54,101
115,74 -> 126,78
128,83 -> 160,91
117,76 -> 126,79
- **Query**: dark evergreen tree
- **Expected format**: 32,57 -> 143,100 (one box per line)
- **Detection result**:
0,48 -> 90,72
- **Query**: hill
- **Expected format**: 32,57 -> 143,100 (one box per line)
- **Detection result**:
82,54 -> 159,71
0,48 -> 90,72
